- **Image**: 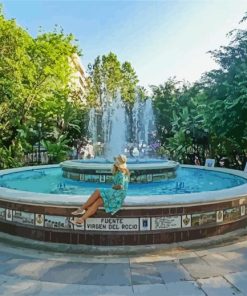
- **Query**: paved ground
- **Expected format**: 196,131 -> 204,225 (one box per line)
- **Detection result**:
1,232 -> 247,295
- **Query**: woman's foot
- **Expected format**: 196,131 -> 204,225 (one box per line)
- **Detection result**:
70,217 -> 84,225
71,207 -> 86,215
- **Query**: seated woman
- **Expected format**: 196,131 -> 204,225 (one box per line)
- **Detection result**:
71,154 -> 130,224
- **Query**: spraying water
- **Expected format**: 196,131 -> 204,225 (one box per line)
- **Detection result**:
88,93 -> 156,159
105,95 -> 126,158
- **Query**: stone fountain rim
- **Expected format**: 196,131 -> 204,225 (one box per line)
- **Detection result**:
60,159 -> 179,170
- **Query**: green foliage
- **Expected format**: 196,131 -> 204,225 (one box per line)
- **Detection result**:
0,10 -> 87,168
152,13 -> 247,166
0,144 -> 23,169
86,52 -> 139,106
121,61 -> 139,105
42,135 -> 70,163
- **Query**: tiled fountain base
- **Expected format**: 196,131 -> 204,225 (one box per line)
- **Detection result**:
0,196 -> 247,245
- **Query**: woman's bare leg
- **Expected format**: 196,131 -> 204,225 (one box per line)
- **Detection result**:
72,189 -> 101,215
81,189 -> 101,210
75,197 -> 103,223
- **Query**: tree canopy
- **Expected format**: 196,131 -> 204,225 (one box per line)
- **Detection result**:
152,14 -> 247,168
0,11 -> 87,167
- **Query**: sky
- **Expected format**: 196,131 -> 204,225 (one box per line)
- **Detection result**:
1,0 -> 247,88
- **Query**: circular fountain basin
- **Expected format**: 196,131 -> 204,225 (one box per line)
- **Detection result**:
0,164 -> 247,246
60,159 -> 179,183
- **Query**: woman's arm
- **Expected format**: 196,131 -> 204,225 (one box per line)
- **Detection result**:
112,172 -> 125,190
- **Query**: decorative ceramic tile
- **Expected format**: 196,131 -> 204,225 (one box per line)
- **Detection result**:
151,216 -> 181,230
100,175 -> 106,183
35,214 -> 44,227
0,207 -> 5,221
85,217 -> 139,232
73,220 -> 85,230
70,172 -> 79,180
182,215 -> 191,227
44,215 -> 73,229
152,174 -> 164,181
85,174 -> 100,182
192,211 -> 216,227
241,205 -> 245,216
223,207 -> 241,223
216,210 -> 224,223
130,175 -> 138,182
138,175 -> 147,183
13,211 -> 34,225
139,217 -> 151,230
5,209 -> 12,221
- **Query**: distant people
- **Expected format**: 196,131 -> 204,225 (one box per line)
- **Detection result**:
70,146 -> 77,159
194,155 -> 200,166
219,157 -> 229,168
79,146 -> 85,159
129,146 -> 134,157
244,162 -> 247,173
83,141 -> 94,159
132,147 -> 139,158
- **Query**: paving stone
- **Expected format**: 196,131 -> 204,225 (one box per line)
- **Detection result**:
37,283 -> 134,296
198,276 -> 243,296
224,271 -> 247,294
0,275 -> 42,296
0,259 -> 30,274
0,252 -> 14,261
219,250 -> 247,271
0,275 -> 134,296
41,262 -> 131,286
200,253 -> 243,273
0,258 -> 62,281
40,261 -> 103,284
130,263 -> 163,285
165,281 -> 205,296
133,283 -> 168,296
180,256 -> 226,279
154,261 -> 192,283
134,281 -> 204,296
83,263 -> 131,286
0,274 -> 10,285
9,260 -> 61,280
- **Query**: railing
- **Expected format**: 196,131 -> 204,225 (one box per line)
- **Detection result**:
24,152 -> 49,165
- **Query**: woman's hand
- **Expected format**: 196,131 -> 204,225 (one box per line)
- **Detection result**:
112,185 -> 123,190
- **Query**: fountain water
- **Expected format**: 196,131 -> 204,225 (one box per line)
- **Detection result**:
102,95 -> 126,158
88,93 -> 156,159
61,93 -> 178,182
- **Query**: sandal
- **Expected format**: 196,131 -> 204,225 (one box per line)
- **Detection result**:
71,208 -> 86,215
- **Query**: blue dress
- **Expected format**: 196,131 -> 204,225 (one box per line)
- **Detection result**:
100,171 -> 129,215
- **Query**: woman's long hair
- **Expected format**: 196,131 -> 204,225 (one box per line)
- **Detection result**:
112,164 -> 130,176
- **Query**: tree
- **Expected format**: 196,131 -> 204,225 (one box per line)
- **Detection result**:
0,10 -> 85,168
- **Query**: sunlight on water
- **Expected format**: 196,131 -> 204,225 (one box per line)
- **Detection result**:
0,167 -> 246,196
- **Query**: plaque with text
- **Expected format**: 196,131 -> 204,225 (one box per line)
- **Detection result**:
86,218 -> 139,232
151,216 -> 181,230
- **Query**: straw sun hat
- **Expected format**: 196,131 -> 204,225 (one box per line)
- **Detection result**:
114,154 -> 127,170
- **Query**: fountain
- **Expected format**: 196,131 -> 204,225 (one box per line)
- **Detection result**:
61,95 -> 179,183
0,94 -> 247,246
